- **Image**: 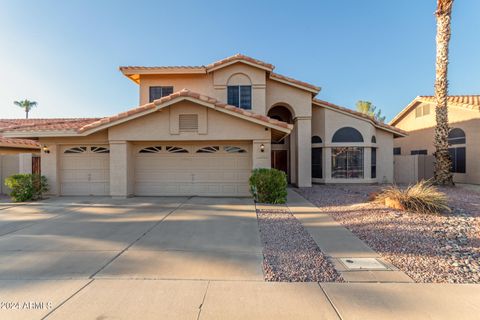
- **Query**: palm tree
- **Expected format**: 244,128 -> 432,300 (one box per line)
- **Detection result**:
13,99 -> 38,119
433,0 -> 454,185
355,100 -> 386,123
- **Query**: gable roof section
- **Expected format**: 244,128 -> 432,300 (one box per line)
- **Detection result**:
119,54 -> 320,94
0,137 -> 40,149
78,89 -> 292,135
389,95 -> 480,126
312,99 -> 406,137
2,90 -> 292,138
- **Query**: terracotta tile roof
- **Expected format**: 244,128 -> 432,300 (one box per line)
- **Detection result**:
205,53 -> 274,71
119,65 -> 204,71
418,95 -> 480,108
0,118 -> 100,133
0,137 -> 40,149
313,98 -> 407,137
390,95 -> 480,126
270,72 -> 320,92
78,89 -> 292,133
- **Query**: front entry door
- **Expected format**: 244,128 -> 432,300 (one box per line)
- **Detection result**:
271,150 -> 288,180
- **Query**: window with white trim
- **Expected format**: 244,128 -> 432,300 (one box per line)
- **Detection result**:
227,86 -> 251,109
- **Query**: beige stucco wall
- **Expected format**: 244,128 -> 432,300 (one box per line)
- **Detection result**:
311,106 -> 395,184
139,74 -> 214,105
393,102 -> 480,184
109,101 -> 270,141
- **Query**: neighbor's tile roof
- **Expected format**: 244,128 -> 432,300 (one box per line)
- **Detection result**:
0,118 -> 100,133
389,95 -> 480,126
78,89 -> 292,133
418,95 -> 480,108
313,98 -> 407,136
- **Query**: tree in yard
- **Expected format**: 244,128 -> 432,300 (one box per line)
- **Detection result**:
355,100 -> 386,123
13,99 -> 38,119
433,0 -> 454,185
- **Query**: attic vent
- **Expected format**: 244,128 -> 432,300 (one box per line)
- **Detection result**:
179,114 -> 198,132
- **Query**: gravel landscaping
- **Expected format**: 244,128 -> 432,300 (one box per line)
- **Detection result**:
297,184 -> 480,283
256,208 -> 342,282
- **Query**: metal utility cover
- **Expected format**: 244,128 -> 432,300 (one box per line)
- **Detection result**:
339,258 -> 388,270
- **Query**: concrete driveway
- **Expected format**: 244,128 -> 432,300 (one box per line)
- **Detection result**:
0,196 -> 266,319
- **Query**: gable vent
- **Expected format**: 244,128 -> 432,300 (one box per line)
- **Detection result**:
179,114 -> 198,132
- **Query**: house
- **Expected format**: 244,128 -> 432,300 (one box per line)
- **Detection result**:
390,95 -> 480,184
0,54 -> 405,197
0,121 -> 42,194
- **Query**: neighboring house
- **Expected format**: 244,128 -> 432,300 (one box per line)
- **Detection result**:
0,122 -> 41,194
0,54 -> 405,197
390,95 -> 480,184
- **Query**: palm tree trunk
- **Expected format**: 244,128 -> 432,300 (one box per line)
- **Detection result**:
433,0 -> 454,186
26,109 -> 29,119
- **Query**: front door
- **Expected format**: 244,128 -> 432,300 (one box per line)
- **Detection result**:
271,150 -> 288,180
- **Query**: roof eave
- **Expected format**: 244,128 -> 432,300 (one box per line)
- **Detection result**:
313,100 -> 407,137
269,75 -> 321,94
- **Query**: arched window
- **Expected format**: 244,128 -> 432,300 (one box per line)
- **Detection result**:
448,128 -> 466,145
332,127 -> 364,143
311,136 -> 322,144
371,136 -> 376,143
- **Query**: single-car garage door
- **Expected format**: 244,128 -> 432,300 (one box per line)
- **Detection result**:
135,143 -> 251,196
60,145 -> 110,196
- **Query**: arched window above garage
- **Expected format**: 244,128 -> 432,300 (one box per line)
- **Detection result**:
332,127 -> 364,143
312,136 -> 322,143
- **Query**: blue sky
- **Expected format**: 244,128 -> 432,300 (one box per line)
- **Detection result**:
0,0 -> 479,121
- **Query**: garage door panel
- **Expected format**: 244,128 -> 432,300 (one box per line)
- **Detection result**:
60,146 -> 110,196
135,143 -> 251,196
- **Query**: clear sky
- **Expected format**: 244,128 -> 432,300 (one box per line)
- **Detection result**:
0,0 -> 479,122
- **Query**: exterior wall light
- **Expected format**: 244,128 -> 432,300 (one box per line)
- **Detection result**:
260,144 -> 265,153
43,145 -> 50,154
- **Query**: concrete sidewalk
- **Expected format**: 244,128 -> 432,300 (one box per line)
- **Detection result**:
1,279 -> 474,320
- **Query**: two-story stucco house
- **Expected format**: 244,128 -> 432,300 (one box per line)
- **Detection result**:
391,95 -> 480,184
1,54 -> 405,197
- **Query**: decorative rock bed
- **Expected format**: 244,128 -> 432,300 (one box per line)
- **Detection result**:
298,185 -> 480,283
256,208 -> 342,282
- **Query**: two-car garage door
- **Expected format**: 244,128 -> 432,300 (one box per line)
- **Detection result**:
135,143 -> 251,196
59,143 -> 251,197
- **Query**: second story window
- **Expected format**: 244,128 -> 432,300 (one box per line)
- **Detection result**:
149,86 -> 174,102
227,85 -> 252,109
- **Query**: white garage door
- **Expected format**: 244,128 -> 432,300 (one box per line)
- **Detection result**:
135,144 -> 251,196
60,146 -> 110,196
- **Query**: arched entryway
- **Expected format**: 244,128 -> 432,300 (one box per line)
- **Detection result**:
268,105 -> 293,182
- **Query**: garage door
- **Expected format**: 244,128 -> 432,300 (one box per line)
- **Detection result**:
135,144 -> 251,196
60,146 -> 110,196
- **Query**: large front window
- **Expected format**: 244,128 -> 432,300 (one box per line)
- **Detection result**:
227,85 -> 251,109
331,147 -> 364,179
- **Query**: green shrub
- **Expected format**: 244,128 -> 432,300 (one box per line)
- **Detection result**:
249,168 -> 287,204
4,174 -> 48,202
375,180 -> 450,214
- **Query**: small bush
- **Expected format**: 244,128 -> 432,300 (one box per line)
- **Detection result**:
249,168 -> 287,204
375,180 -> 450,214
4,174 -> 48,202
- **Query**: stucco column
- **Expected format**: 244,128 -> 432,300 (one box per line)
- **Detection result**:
364,147 -> 372,181
295,117 -> 312,187
252,139 -> 271,169
109,141 -> 133,198
18,153 -> 33,174
40,144 -> 59,195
